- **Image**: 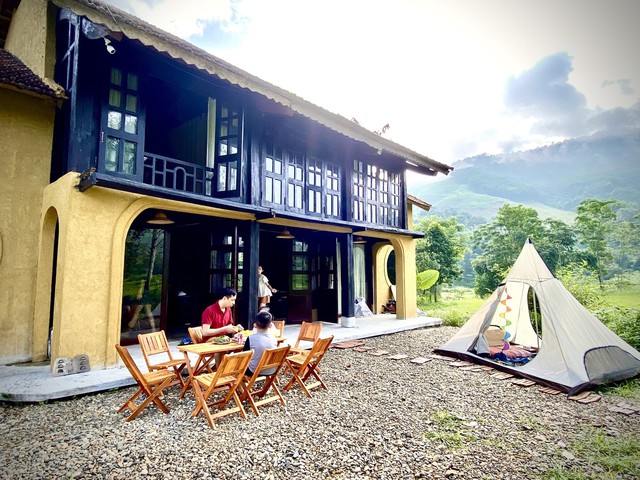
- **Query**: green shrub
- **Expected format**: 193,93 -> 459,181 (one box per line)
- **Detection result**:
557,264 -> 607,311
595,306 -> 640,350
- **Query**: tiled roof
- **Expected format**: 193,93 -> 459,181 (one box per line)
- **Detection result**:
0,49 -> 65,99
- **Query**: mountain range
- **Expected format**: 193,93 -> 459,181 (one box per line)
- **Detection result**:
410,130 -> 640,226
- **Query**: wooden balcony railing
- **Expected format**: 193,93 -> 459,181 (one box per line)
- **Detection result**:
143,153 -> 214,195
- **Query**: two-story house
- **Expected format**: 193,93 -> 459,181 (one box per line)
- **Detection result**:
0,0 -> 452,368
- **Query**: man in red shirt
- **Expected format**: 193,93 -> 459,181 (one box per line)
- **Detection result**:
202,287 -> 242,340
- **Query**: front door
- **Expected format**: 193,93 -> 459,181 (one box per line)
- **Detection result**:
313,234 -> 338,322
287,239 -> 312,323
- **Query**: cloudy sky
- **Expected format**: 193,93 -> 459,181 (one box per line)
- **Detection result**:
103,0 -> 639,171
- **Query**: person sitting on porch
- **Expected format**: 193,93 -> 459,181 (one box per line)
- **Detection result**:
201,287 -> 242,340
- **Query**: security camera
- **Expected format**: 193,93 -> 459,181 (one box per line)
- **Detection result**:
104,38 -> 116,55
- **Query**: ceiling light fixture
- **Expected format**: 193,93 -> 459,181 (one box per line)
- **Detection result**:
147,211 -> 174,225
276,228 -> 294,239
353,236 -> 367,244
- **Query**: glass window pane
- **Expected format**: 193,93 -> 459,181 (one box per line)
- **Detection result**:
292,241 -> 308,253
292,255 -> 306,270
266,177 -> 273,202
273,179 -> 281,204
237,273 -> 243,292
229,138 -> 238,155
126,94 -> 137,112
266,157 -> 273,172
124,141 -> 137,175
287,184 -> 294,207
124,114 -> 137,134
110,68 -> 122,86
210,250 -> 217,269
107,110 -> 122,130
274,159 -> 282,175
295,185 -> 302,208
105,136 -> 119,172
230,118 -> 239,136
295,167 -> 302,181
217,164 -> 227,191
219,140 -> 228,156
221,106 -> 228,117
224,252 -> 232,268
127,73 -> 138,91
229,161 -> 237,190
287,164 -> 294,178
109,89 -> 121,108
220,121 -> 228,137
223,236 -> 233,245
292,274 -> 309,290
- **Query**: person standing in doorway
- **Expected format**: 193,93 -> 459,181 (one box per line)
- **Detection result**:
258,266 -> 277,309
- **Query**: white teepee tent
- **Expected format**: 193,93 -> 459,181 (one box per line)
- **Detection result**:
436,239 -> 640,394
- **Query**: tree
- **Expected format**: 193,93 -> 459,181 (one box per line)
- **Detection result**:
610,214 -> 640,275
535,219 -> 577,273
574,198 -> 620,286
471,204 -> 543,295
415,216 -> 464,301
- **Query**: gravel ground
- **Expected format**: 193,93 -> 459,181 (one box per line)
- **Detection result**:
1,327 -> 639,480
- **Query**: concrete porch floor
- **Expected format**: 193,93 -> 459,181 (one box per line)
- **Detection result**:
0,315 -> 442,403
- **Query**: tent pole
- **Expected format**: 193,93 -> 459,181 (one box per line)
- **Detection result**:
532,288 -> 541,349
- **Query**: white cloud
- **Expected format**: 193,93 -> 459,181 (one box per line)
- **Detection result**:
106,0 -> 242,38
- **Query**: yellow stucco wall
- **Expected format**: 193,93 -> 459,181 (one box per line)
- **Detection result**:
5,0 -> 54,79
370,236 -> 418,319
0,88 -> 55,364
33,174 -> 257,368
390,236 -> 418,319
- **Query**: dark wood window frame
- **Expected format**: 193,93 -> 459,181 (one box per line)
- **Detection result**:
261,132 -> 342,219
213,102 -> 243,198
99,66 -> 145,180
352,159 -> 401,227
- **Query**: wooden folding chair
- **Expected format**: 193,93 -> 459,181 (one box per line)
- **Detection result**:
115,344 -> 177,421
239,345 -> 290,416
188,326 -> 204,344
191,350 -> 253,429
138,330 -> 187,390
289,321 -> 322,355
283,335 -> 333,397
272,320 -> 286,346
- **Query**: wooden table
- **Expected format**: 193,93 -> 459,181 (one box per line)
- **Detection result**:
177,342 -> 244,397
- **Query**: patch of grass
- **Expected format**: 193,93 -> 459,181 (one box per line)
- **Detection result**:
419,287 -> 485,327
423,410 -> 477,449
517,413 -> 544,431
596,378 -> 640,401
542,429 -> 640,480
